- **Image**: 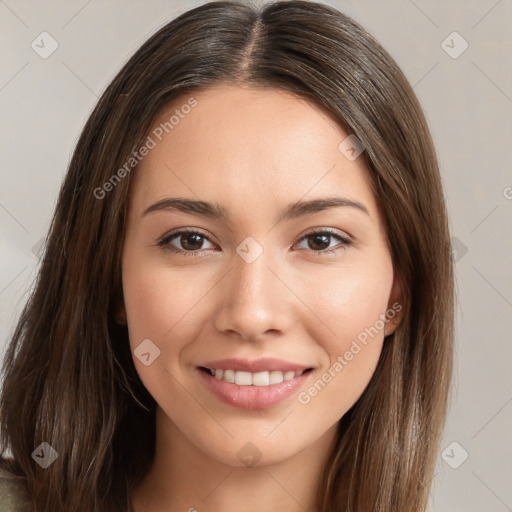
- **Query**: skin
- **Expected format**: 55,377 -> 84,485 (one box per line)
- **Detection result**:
119,84 -> 404,512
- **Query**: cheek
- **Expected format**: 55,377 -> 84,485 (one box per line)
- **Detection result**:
122,273 -> 169,348
122,250 -> 208,346
300,254 -> 393,343
121,248 -> 216,401
121,257 -> 202,411
295,258 -> 392,416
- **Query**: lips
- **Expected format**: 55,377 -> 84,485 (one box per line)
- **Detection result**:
195,357 -> 314,410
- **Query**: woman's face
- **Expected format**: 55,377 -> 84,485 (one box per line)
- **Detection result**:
121,84 -> 403,467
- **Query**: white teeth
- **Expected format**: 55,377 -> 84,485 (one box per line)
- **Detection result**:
252,371 -> 270,386
206,368 -> 305,386
234,371 -> 252,385
269,370 -> 284,384
223,369 -> 235,383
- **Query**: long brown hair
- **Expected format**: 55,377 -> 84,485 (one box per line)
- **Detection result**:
0,1 -> 454,510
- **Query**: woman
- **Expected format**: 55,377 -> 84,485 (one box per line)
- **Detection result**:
0,1 -> 454,511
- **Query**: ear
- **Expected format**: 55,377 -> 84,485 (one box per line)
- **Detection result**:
384,271 -> 406,338
114,298 -> 127,326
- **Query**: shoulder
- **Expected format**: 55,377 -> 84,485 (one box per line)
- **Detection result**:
0,461 -> 32,512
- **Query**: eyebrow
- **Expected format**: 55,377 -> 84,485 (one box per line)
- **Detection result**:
141,196 -> 370,222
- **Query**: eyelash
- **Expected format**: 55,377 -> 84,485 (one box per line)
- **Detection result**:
156,228 -> 354,257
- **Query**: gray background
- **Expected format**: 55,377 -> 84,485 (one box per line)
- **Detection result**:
1,0 -> 511,510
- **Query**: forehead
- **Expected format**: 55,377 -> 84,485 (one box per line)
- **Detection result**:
129,84 -> 382,226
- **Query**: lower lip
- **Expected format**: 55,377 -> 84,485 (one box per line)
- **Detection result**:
196,368 -> 312,410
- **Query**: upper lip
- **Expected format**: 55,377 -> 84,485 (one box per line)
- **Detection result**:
198,357 -> 312,373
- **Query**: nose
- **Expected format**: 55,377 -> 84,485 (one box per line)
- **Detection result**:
212,245 -> 296,343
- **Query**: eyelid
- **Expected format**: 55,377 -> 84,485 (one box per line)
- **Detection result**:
297,226 -> 352,244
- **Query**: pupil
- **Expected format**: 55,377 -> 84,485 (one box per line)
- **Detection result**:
183,234 -> 203,250
310,234 -> 329,250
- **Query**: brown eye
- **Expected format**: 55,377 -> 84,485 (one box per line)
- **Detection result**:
295,229 -> 353,256
176,233 -> 205,251
158,230 -> 215,255
305,233 -> 331,251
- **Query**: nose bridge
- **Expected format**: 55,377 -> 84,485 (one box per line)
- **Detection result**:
234,240 -> 276,301
212,239 -> 291,340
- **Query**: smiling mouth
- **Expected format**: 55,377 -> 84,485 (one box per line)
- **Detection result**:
198,366 -> 314,386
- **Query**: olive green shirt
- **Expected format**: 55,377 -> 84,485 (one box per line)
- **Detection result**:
0,467 -> 31,511
0,467 -> 136,511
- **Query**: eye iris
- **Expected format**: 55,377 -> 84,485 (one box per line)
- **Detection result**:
181,233 -> 203,251
308,233 -> 330,251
